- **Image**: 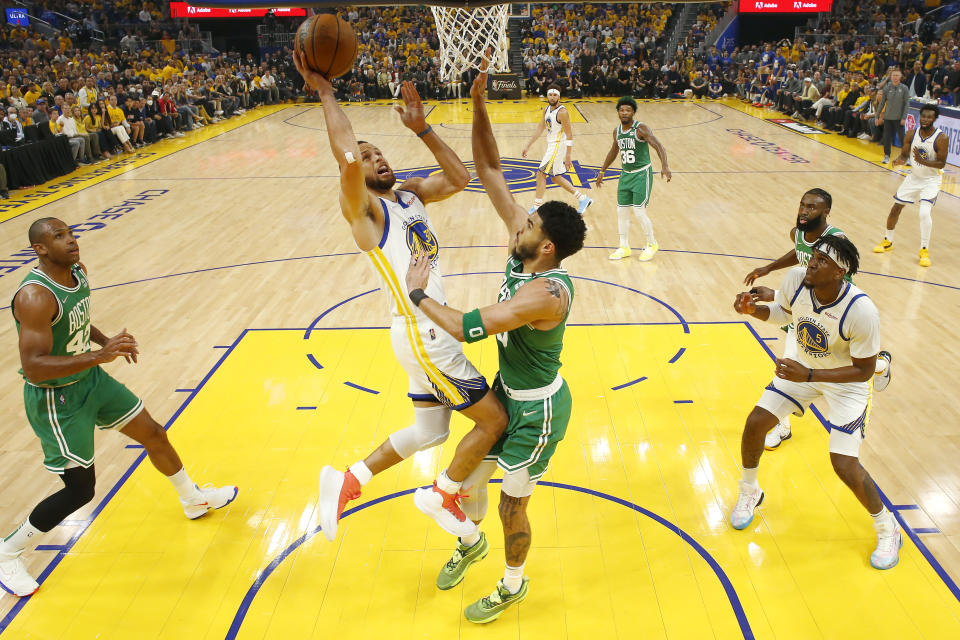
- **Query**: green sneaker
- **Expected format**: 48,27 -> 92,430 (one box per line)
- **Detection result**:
464,577 -> 529,624
436,532 -> 489,590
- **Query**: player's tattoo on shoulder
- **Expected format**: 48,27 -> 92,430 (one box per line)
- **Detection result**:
544,279 -> 569,315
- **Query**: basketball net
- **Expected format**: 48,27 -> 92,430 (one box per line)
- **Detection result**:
430,4 -> 510,83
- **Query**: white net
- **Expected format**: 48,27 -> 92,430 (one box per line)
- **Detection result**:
430,4 -> 510,82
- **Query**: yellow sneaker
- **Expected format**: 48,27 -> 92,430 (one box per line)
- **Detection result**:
638,242 -> 659,262
919,248 -> 931,267
609,246 -> 632,260
873,240 -> 893,253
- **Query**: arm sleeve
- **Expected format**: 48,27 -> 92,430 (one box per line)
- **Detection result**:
844,297 -> 881,359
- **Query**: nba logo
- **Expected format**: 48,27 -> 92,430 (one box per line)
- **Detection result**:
59,394 -> 65,404
429,328 -> 436,340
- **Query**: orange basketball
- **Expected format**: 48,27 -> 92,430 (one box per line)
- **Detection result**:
294,13 -> 357,79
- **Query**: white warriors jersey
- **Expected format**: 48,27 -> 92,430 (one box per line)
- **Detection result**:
777,267 -> 880,371
366,189 -> 448,318
909,127 -> 944,180
544,104 -> 567,146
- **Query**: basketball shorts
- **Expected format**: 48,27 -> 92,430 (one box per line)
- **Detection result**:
390,316 -> 488,410
617,165 -> 653,206
484,374 -> 571,482
538,144 -> 568,176
24,366 -> 144,473
894,174 -> 941,205
756,376 -> 872,457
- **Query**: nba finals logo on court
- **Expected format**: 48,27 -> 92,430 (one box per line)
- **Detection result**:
405,219 -> 439,262
796,319 -> 830,357
394,160 -> 622,195
905,113 -> 917,131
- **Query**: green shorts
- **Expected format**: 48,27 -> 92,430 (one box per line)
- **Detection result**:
486,376 -> 572,481
24,366 -> 143,473
617,166 -> 653,207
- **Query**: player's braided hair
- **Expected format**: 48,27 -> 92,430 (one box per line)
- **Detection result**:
538,201 -> 587,262
812,234 -> 859,277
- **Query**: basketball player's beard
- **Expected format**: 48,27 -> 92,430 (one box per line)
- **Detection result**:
796,214 -> 822,232
366,174 -> 397,191
511,243 -> 538,263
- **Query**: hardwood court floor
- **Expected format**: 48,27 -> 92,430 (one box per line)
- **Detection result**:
0,96 -> 958,638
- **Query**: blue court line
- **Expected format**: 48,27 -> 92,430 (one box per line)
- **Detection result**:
611,376 -> 647,391
761,337 -> 778,341
673,400 -> 694,404
344,381 -> 379,395
224,481 -> 753,640
296,406 -> 317,411
34,545 -> 67,552
668,347 -> 686,363
893,504 -> 920,510
0,328 -> 246,635
175,388 -> 195,393
912,528 -> 941,534
742,320 -> 960,605
306,354 -> 324,370
214,345 -> 231,349
124,445 -> 144,449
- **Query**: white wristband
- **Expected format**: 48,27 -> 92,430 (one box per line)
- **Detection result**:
565,140 -> 573,147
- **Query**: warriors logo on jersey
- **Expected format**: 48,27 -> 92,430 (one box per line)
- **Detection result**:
796,319 -> 830,356
405,219 -> 439,262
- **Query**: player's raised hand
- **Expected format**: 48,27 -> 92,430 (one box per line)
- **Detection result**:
733,292 -> 756,315
406,253 -> 431,294
395,81 -> 427,134
471,72 -> 488,102
744,265 -> 771,286
292,50 -> 333,95
97,329 -> 139,364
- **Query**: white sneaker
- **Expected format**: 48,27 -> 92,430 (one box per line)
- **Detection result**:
729,481 -> 764,530
181,484 -> 238,519
638,242 -> 659,262
413,483 -> 478,537
764,420 -> 792,450
317,465 -> 362,542
874,350 -> 892,392
0,555 -> 39,597
174,131 -> 186,138
871,522 -> 902,570
609,245 -> 632,260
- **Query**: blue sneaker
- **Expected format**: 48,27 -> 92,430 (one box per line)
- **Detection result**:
577,196 -> 593,214
871,524 -> 903,570
528,204 -> 539,215
730,481 -> 764,530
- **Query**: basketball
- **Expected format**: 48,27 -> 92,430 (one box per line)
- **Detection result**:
294,13 -> 357,79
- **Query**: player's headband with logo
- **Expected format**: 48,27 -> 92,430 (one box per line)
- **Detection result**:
547,88 -> 560,97
815,245 -> 850,274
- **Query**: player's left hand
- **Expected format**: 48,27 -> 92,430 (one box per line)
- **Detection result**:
395,81 -> 427,134
406,253 -> 431,293
661,167 -> 672,182
775,358 -> 808,382
910,147 -> 924,163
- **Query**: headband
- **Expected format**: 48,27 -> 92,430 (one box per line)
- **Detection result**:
815,244 -> 850,274
547,89 -> 560,97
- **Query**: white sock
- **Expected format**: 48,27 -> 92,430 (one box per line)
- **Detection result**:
349,461 -> 373,486
617,206 -> 631,247
436,469 -> 461,495
503,562 -> 525,593
779,415 -> 790,430
634,205 -> 655,245
459,531 -> 481,547
533,198 -> 543,208
574,190 -> 586,200
741,466 -> 759,487
0,519 -> 42,558
168,467 -> 197,500
884,229 -> 895,243
918,203 -> 932,249
871,506 -> 896,534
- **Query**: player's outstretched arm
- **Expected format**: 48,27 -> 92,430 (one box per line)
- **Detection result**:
471,72 -> 527,240
14,287 -> 138,384
405,255 -> 565,341
394,81 -> 470,204
521,119 -> 546,158
744,248 -> 799,285
638,124 -> 671,181
595,134 -> 619,188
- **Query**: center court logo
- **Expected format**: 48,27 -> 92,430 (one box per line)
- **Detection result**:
394,159 -> 622,194
796,319 -> 829,357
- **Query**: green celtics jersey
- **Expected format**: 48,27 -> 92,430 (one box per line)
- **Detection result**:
794,225 -> 852,282
12,265 -> 92,387
616,122 -> 651,170
496,256 -> 573,390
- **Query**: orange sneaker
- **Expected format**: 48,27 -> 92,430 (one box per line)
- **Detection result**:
318,466 -> 362,541
413,483 -> 477,537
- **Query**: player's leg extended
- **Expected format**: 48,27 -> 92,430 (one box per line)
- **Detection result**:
119,410 -> 238,519
633,168 -> 657,260
0,465 -> 96,596
917,198 -> 933,266
551,173 -> 593,214
415,391 -> 508,537
436,459 -> 497,590
874,202 -> 905,253
730,406 -> 779,529
531,170 -> 547,212
766,330 -> 798,450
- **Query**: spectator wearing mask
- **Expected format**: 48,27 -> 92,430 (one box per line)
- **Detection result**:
2,107 -> 25,146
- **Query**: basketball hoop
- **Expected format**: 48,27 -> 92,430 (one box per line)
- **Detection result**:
430,4 -> 510,83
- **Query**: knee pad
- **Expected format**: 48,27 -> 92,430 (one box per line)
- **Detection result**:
63,465 -> 97,505
388,405 -> 452,459
500,468 -> 538,499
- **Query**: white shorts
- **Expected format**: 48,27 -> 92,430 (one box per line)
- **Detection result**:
538,144 -> 568,176
756,377 -> 873,457
894,173 -> 941,205
390,316 -> 487,410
